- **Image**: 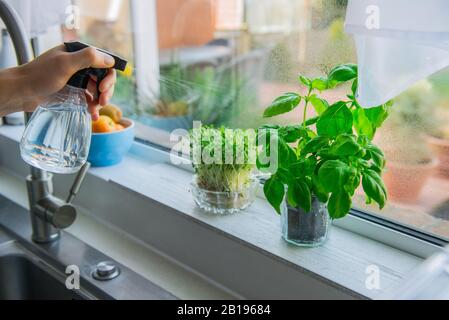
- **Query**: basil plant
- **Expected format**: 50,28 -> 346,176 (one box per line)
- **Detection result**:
259,64 -> 392,219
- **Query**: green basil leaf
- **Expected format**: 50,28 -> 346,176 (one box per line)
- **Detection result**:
366,143 -> 386,169
317,102 -> 353,137
344,173 -> 361,196
290,157 -> 317,178
289,159 -> 308,178
287,186 -> 298,207
299,75 -> 312,88
353,108 -> 374,140
259,124 -> 280,130
305,116 -> 319,127
364,104 -> 390,129
258,129 -> 297,170
351,78 -> 358,95
366,196 -> 373,205
328,191 -> 352,219
318,160 -> 351,193
328,64 -> 358,83
366,143 -> 384,158
280,125 -> 308,143
276,167 -> 292,185
264,176 -> 285,214
312,174 -> 329,203
279,139 -> 298,168
326,79 -> 340,90
362,169 -> 387,209
328,134 -> 361,157
264,93 -> 301,118
311,77 -> 329,91
309,95 -> 329,115
301,136 -> 330,155
306,129 -> 317,139
287,179 -> 312,212
357,135 -> 370,148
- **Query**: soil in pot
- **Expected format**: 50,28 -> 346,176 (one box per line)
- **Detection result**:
281,197 -> 331,247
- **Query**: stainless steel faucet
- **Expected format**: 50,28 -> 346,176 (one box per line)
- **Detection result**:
0,0 -> 89,243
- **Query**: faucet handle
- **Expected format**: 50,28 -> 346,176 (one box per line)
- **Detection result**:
52,203 -> 77,229
67,162 -> 91,204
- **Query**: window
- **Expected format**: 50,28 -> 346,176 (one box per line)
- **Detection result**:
62,0 -> 449,243
64,0 -> 136,116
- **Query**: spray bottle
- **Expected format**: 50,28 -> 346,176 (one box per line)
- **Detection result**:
20,41 -> 127,174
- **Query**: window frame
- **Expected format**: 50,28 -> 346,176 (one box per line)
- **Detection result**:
334,210 -> 446,259
64,0 -> 449,257
129,0 -> 160,104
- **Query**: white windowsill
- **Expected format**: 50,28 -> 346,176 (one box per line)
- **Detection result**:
0,124 -> 425,299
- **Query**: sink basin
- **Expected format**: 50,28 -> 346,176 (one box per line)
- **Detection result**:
0,195 -> 177,300
0,254 -> 85,300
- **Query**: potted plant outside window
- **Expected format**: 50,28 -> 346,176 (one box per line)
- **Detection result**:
428,98 -> 449,178
428,128 -> 449,178
137,70 -> 198,132
259,64 -> 389,247
136,62 -> 253,132
376,81 -> 438,203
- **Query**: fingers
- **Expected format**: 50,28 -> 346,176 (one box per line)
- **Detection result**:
86,80 -> 99,121
99,69 -> 116,106
64,45 -> 117,108
86,78 -> 98,100
99,84 -> 115,107
87,71 -> 116,105
98,69 -> 116,93
85,70 -> 116,120
85,88 -> 100,121
69,47 -> 115,71
88,103 -> 100,122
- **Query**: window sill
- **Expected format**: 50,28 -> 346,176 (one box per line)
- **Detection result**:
0,125 -> 424,299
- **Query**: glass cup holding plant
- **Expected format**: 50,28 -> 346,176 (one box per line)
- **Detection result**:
190,126 -> 259,215
259,64 -> 391,247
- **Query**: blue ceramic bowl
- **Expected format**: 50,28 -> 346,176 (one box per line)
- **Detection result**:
88,118 -> 135,167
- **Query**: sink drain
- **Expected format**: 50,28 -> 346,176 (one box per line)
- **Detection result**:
92,261 -> 120,281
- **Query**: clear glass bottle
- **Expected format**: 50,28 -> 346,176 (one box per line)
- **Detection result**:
19,41 -> 127,174
281,197 -> 331,247
20,86 -> 91,174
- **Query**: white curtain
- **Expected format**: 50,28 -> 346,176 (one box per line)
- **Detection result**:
73,0 -> 123,22
3,0 -> 70,37
345,0 -> 449,107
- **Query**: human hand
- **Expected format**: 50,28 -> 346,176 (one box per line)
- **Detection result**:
19,44 -> 117,120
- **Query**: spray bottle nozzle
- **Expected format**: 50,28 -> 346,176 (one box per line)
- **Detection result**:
64,41 -> 128,92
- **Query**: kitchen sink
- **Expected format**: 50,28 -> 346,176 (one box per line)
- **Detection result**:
0,195 -> 177,300
0,237 -> 92,300
0,254 -> 86,300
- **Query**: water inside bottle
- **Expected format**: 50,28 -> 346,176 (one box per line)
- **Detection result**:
20,101 -> 91,174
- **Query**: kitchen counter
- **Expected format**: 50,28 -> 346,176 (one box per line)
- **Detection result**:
0,168 -> 235,300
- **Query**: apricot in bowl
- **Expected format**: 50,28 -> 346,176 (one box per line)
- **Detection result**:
88,118 -> 135,167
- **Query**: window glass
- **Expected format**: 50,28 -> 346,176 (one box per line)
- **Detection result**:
65,0 -> 136,116
66,0 -> 449,241
359,72 -> 449,242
